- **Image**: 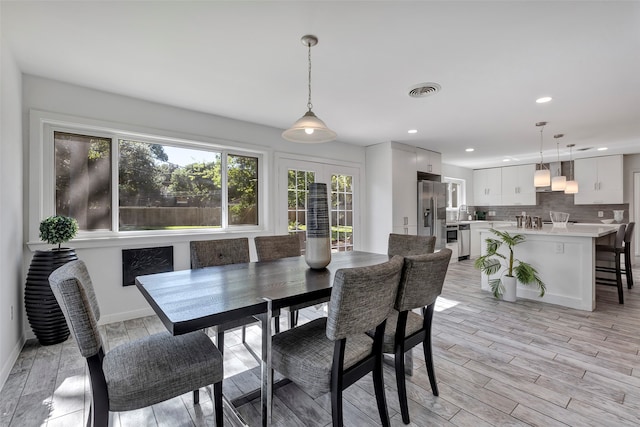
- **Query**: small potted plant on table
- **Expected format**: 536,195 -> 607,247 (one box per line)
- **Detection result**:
25,215 -> 79,345
474,228 -> 546,301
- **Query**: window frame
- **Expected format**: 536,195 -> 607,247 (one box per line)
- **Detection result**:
443,176 -> 466,212
29,110 -> 267,247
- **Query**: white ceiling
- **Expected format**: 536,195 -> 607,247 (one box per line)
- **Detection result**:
2,1 -> 639,169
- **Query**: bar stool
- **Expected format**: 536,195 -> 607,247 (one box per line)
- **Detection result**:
595,224 -> 627,304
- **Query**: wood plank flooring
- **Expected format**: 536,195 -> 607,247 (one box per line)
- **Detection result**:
2,258 -> 639,426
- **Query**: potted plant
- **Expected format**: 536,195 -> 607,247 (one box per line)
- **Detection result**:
39,215 -> 79,249
474,228 -> 546,301
25,215 -> 79,345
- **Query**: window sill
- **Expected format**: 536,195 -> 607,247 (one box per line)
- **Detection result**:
26,227 -> 264,251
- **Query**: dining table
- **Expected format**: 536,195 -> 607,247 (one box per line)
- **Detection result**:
135,250 -> 390,427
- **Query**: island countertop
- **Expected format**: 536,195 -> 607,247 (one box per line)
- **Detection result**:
484,223 -> 619,238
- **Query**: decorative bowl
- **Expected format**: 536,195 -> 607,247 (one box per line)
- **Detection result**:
600,219 -> 615,224
550,211 -> 570,226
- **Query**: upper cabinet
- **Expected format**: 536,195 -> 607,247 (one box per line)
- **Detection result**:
416,148 -> 442,175
473,168 -> 502,206
573,155 -> 623,204
500,164 -> 536,205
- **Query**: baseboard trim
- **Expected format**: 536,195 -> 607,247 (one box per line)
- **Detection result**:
0,335 -> 26,391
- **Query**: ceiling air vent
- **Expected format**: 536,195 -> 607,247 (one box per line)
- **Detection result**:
408,82 -> 441,98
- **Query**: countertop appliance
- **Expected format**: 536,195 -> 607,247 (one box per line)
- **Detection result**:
418,180 -> 447,250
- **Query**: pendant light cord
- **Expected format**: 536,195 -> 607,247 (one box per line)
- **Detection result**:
307,41 -> 313,112
538,125 -> 545,167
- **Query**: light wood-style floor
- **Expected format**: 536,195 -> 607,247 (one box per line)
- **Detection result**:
2,258 -> 640,427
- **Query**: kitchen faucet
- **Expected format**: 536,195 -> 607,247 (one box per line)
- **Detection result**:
458,205 -> 468,221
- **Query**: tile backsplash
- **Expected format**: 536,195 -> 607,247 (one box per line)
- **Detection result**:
472,191 -> 629,223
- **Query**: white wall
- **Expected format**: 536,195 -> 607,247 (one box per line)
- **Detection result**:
21,75 -> 368,335
623,154 -> 640,258
0,38 -> 25,388
442,163 -> 475,205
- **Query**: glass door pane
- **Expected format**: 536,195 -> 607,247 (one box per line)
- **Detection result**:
331,174 -> 354,252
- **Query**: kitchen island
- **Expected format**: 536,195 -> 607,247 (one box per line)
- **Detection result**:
479,223 -> 619,311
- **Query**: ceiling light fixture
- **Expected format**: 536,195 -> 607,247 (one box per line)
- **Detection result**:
564,143 -> 579,194
597,147 -> 608,151
465,148 -> 474,152
551,134 -> 567,191
282,35 -> 337,144
534,122 -> 550,187
408,129 -> 418,134
536,96 -> 552,103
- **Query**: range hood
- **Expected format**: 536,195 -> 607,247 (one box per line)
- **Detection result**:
535,162 -> 564,192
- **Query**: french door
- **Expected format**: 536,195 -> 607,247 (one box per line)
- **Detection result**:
277,157 -> 360,252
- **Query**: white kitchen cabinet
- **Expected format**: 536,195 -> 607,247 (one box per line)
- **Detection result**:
416,148 -> 442,175
473,168 -> 502,206
365,142 -> 418,253
500,164 -> 536,206
573,155 -> 623,204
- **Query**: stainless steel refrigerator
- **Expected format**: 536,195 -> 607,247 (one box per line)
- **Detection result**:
418,180 -> 447,250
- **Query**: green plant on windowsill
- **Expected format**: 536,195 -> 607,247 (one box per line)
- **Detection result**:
39,215 -> 79,250
474,228 -> 546,299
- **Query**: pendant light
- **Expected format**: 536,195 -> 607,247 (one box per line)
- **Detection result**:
282,35 -> 337,144
534,122 -> 551,187
564,143 -> 579,194
551,134 -> 567,191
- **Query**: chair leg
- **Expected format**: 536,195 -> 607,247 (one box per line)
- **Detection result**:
241,325 -> 246,343
330,387 -> 344,427
625,247 -> 634,289
394,345 -> 410,425
423,304 -> 439,396
616,253 -> 624,304
193,389 -> 199,404
218,330 -> 225,355
214,381 -> 223,427
274,315 -> 280,333
374,353 -> 391,427
288,310 -> 296,329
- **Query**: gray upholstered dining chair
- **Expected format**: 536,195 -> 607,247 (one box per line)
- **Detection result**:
190,238 -> 281,352
190,237 -> 251,268
388,233 -> 436,256
271,256 -> 404,427
254,234 -> 324,328
379,248 -> 452,424
49,260 -> 223,427
254,234 -> 302,262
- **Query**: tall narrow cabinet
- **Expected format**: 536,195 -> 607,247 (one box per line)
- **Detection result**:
365,142 -> 422,253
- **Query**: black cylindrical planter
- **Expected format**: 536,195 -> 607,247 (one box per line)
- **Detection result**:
25,248 -> 77,345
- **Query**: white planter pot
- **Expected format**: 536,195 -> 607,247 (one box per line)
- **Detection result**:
502,276 -> 517,302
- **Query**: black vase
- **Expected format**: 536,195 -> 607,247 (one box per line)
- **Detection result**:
25,248 -> 77,345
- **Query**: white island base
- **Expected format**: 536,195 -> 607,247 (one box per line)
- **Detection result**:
479,224 -> 618,311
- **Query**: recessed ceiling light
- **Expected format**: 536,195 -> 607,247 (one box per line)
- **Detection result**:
407,129 -> 418,134
597,147 -> 608,151
536,96 -> 552,103
465,148 -> 474,152
503,158 -> 511,162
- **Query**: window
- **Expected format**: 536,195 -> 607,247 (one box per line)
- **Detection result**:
330,174 -> 353,252
444,177 -> 466,210
280,158 -> 359,252
51,129 -> 262,234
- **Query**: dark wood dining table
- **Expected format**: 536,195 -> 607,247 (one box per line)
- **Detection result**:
135,250 -> 390,427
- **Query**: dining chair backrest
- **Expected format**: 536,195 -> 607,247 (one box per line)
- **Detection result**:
624,222 -> 635,245
326,255 -> 404,341
49,260 -> 102,358
190,238 -> 250,268
254,234 -> 301,261
614,224 -> 627,249
396,248 -> 452,312
388,234 -> 436,256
